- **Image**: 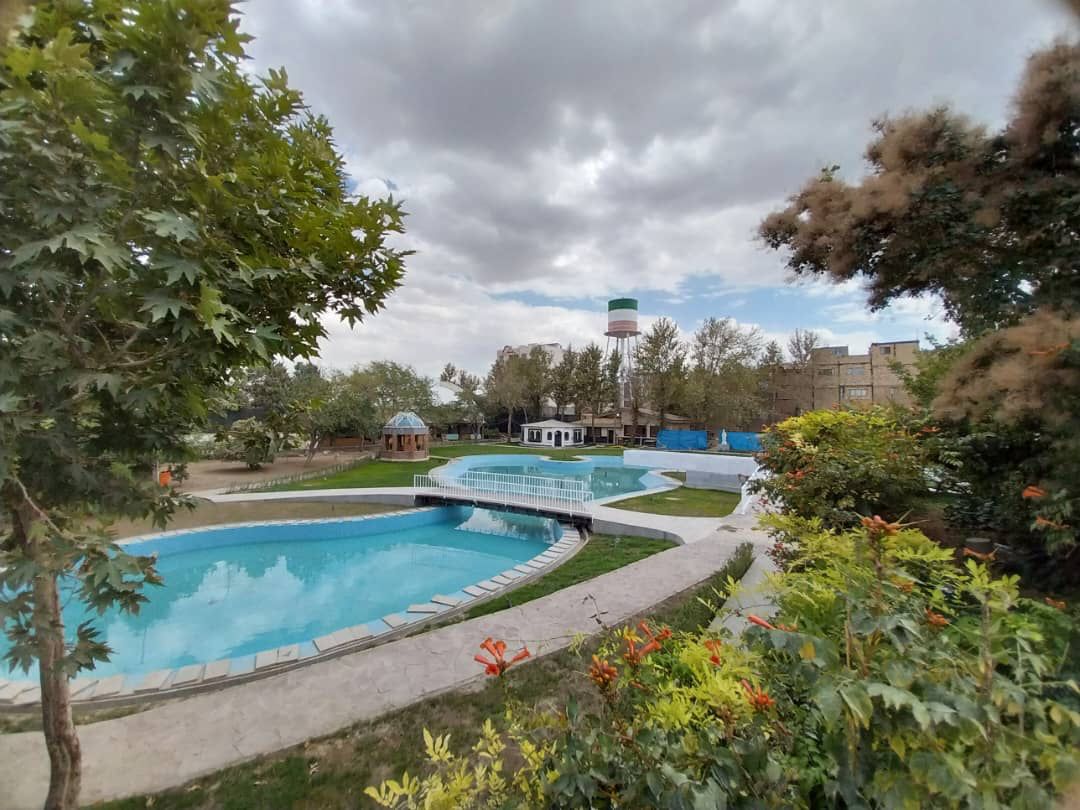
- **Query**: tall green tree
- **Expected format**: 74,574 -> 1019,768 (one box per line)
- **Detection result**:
685,317 -> 763,430
520,346 -> 552,421
572,343 -> 604,436
0,3 -> 407,806
485,355 -> 525,437
548,346 -> 577,419
636,318 -> 687,432
348,361 -> 434,424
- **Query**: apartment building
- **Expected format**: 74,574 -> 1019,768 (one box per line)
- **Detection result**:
495,342 -> 566,365
767,340 -> 919,419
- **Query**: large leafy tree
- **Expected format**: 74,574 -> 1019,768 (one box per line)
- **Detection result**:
347,361 -> 435,424
548,345 -> 577,419
520,345 -> 553,421
685,317 -> 763,430
635,318 -> 687,432
572,343 -> 604,435
485,354 -> 526,437
760,31 -> 1080,568
759,43 -> 1078,336
0,2 -> 407,807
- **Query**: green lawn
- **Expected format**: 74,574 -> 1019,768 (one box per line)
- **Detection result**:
609,485 -> 740,517
271,443 -> 624,491
93,543 -> 755,810
433,442 -> 624,459
464,533 -> 674,619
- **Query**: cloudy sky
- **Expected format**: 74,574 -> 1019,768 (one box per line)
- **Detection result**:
241,0 -> 1074,377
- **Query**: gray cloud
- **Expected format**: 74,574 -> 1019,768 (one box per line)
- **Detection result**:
241,0 -> 1074,371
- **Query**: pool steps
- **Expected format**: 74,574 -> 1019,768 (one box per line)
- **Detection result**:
0,513 -> 585,708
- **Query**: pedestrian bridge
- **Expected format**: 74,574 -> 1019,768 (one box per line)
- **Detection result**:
412,471 -> 594,527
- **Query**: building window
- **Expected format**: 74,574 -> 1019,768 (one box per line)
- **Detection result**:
527,429 -> 541,442
847,387 -> 869,398
546,431 -> 552,441
847,366 -> 865,375
832,348 -> 845,356
880,346 -> 892,355
563,431 -> 570,440
573,429 -> 582,442
818,367 -> 834,376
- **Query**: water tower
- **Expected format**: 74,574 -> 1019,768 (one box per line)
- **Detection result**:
604,298 -> 641,409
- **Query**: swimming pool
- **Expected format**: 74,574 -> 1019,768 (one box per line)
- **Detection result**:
440,454 -> 671,500
0,507 -> 560,682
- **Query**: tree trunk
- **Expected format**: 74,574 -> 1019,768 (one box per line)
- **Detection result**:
12,505 -> 81,809
506,408 -> 512,440
35,571 -> 82,809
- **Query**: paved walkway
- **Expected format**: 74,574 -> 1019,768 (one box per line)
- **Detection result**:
0,524 -> 766,809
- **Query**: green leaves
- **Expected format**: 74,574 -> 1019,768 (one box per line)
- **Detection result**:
142,210 -> 199,242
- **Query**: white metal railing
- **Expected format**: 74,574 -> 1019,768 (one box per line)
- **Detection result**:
413,470 -> 593,514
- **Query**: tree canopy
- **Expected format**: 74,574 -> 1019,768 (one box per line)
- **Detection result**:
0,1 -> 407,805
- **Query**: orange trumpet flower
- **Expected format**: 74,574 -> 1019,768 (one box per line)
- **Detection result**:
588,655 -> 619,689
747,614 -> 776,631
741,679 -> 775,712
925,609 -> 950,628
1045,597 -> 1067,611
1022,485 -> 1047,500
474,637 -> 530,677
962,547 -> 996,562
703,639 -> 723,666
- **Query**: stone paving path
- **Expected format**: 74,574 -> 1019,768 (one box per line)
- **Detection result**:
0,524 -> 766,809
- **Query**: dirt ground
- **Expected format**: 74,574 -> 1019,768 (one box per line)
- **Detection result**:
175,451 -> 373,493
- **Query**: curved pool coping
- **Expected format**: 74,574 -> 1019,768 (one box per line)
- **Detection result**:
0,507 -> 586,710
430,453 -> 679,505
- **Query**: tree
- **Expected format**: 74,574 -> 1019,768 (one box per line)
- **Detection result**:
439,363 -> 457,383
520,346 -> 552,421
759,42 -> 1079,336
0,3 -> 407,806
760,28 -> 1080,570
786,329 -> 819,369
548,346 -> 577,419
759,340 -> 787,424
685,318 -> 764,430
572,344 -> 605,436
485,355 -> 525,438
348,361 -> 434,424
636,318 -> 687,432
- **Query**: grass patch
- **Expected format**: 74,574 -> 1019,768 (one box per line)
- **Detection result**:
609,486 -> 740,517
92,543 -> 755,810
464,534 -> 675,620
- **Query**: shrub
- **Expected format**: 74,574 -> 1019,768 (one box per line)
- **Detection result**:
214,417 -> 278,469
753,408 -> 930,531
366,522 -> 1080,808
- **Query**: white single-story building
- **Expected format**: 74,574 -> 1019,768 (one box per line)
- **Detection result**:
521,419 -> 584,448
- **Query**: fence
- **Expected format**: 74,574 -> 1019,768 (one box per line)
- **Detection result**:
413,470 -> 593,515
222,456 -> 372,494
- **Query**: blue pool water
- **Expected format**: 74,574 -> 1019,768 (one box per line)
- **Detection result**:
0,507 -> 557,679
444,454 -> 668,500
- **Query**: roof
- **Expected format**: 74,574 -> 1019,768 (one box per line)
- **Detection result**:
383,411 -> 428,432
522,419 -> 581,428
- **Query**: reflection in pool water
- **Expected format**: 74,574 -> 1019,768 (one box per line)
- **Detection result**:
0,507 -> 556,679
450,455 -> 666,499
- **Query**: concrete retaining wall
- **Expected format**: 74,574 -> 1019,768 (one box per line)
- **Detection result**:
684,470 -> 743,492
625,449 -> 758,477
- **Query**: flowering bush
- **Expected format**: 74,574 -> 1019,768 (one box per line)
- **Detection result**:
365,522 -> 1080,808
753,407 -> 931,531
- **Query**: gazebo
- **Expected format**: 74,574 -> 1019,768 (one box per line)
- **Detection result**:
381,411 -> 430,461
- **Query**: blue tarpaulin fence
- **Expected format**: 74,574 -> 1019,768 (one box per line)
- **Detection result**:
723,431 -> 763,452
656,429 -> 708,450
